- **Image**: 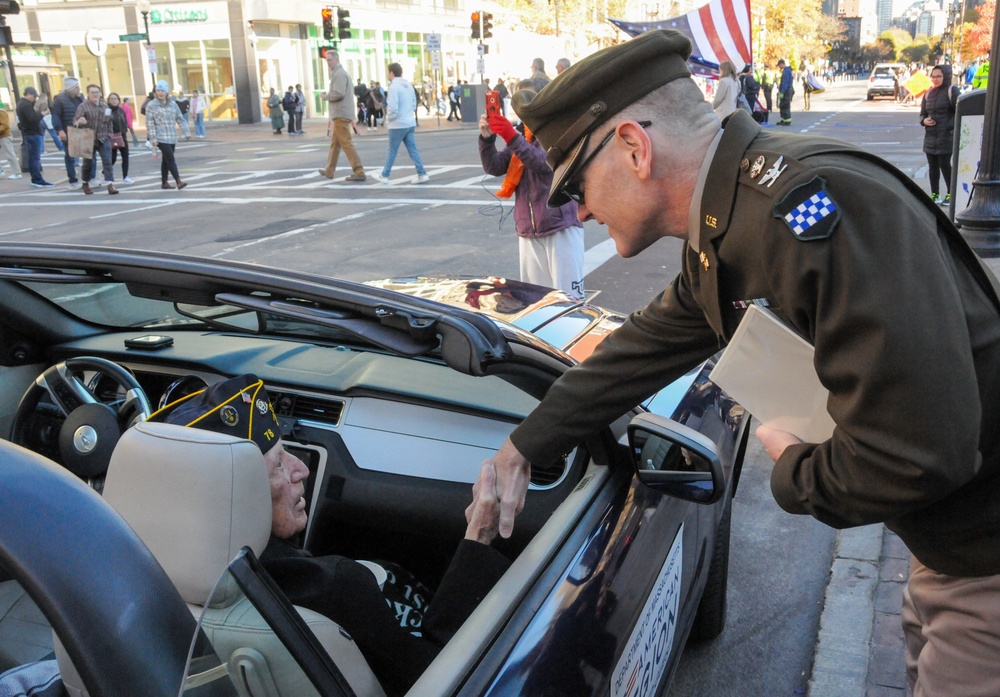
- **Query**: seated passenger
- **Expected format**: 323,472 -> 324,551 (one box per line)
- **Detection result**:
151,374 -> 508,697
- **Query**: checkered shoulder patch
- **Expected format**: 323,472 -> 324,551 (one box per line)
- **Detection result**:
773,176 -> 841,241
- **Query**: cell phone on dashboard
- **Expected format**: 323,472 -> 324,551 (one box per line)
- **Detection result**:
485,90 -> 501,117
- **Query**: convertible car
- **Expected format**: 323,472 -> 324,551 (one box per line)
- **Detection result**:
0,243 -> 750,697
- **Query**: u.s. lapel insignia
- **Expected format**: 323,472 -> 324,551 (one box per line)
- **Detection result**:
699,251 -> 710,271
749,155 -> 766,179
758,155 -> 787,188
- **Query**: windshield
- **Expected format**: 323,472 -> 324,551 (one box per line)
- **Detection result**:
20,280 -> 203,329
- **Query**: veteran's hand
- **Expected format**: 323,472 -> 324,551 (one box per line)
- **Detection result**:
755,424 -> 802,463
465,461 -> 500,544
467,438 -> 530,539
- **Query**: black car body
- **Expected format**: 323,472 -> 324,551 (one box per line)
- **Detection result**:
0,243 -> 749,697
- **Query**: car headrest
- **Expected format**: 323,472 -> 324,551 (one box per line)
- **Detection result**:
103,421 -> 272,606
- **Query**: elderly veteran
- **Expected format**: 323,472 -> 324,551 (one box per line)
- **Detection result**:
152,374 -> 508,697
475,29 -> 1000,696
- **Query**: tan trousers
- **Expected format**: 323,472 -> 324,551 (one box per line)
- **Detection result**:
901,557 -> 1000,696
0,136 -> 20,172
322,118 -> 364,177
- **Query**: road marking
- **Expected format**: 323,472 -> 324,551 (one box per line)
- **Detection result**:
89,202 -> 176,219
584,238 -> 617,277
210,203 -> 410,258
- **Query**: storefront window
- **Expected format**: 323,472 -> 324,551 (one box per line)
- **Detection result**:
172,40 -> 204,93
202,39 -> 234,119
104,44 -> 134,102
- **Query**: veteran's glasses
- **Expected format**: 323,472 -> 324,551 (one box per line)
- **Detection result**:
561,120 -> 652,205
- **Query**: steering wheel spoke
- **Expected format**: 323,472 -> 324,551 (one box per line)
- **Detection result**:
13,357 -> 153,479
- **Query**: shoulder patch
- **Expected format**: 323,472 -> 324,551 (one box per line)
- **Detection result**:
774,176 -> 840,241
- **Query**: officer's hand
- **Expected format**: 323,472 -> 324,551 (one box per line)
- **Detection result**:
465,461 -> 500,544
466,438 -> 529,539
755,424 -> 802,462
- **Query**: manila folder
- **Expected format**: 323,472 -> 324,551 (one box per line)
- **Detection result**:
708,304 -> 835,443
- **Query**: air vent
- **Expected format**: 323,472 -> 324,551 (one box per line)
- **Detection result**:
531,454 -> 567,487
270,391 -> 345,426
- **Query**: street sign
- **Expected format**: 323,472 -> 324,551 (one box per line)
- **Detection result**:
426,33 -> 441,52
476,43 -> 485,56
119,33 -> 148,42
147,45 -> 157,72
85,30 -> 108,57
431,51 -> 441,70
477,58 -> 485,74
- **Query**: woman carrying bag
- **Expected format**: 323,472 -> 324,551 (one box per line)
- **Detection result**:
107,93 -> 132,184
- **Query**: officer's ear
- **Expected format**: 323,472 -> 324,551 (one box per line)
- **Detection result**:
616,120 -> 654,182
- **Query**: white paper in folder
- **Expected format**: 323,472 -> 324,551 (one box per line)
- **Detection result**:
708,304 -> 836,443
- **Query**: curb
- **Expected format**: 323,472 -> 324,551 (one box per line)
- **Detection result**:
807,524 -> 883,696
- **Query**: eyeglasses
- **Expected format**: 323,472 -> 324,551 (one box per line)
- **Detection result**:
561,121 -> 652,205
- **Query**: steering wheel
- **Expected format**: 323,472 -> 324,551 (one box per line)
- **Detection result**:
11,357 -> 152,480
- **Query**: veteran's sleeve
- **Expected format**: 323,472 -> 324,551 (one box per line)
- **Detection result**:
510,261 -> 719,466
764,157 -> 984,529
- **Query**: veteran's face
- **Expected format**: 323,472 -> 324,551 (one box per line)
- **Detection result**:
575,122 -> 694,258
264,441 -> 310,539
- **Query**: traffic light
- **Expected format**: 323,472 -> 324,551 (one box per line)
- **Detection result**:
321,7 -> 334,41
483,12 -> 494,39
471,11 -> 481,39
337,8 -> 351,40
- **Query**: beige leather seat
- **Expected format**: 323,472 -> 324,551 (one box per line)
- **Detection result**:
55,421 -> 385,697
0,580 -> 53,672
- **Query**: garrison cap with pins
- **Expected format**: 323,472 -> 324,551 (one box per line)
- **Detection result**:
511,29 -> 694,207
153,373 -> 282,454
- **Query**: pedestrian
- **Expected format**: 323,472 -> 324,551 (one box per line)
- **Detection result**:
530,58 -> 550,91
374,63 -> 429,185
920,64 -> 958,205
760,64 -> 774,123
107,92 -> 133,184
801,65 -> 814,111
973,51 -> 990,88
175,91 -> 190,126
365,82 -> 384,130
72,84 -> 118,195
146,79 -> 190,190
34,93 -> 64,153
51,77 -> 85,188
281,86 -> 297,136
478,80 -> 584,297
480,29 -> 1000,697
776,58 -> 794,125
555,57 -> 571,75
316,49 -> 367,182
447,83 -> 461,121
494,78 -> 510,116
122,97 -> 140,147
190,89 -> 207,138
0,100 -> 24,181
294,84 -> 306,134
711,60 -> 739,119
267,87 -> 284,134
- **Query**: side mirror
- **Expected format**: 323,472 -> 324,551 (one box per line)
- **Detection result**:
627,413 -> 725,505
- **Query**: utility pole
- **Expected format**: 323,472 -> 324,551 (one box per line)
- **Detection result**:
957,4 -> 1000,254
0,1 -> 21,102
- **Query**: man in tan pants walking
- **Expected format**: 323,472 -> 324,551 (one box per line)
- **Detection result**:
318,50 -> 366,182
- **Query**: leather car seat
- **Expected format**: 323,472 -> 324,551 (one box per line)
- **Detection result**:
54,421 -> 385,697
0,580 -> 53,672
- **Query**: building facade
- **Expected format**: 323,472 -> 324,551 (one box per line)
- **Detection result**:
1,0 -> 479,123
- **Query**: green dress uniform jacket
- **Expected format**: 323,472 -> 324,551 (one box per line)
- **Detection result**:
510,110 -> 1000,578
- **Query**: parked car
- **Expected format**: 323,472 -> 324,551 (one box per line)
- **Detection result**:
868,62 -> 906,100
0,243 -> 750,697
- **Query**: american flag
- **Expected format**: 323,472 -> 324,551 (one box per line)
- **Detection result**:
609,0 -> 752,76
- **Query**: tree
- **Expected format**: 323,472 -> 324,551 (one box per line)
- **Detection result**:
964,0 -> 995,57
901,37 -> 931,63
880,28 -> 915,60
759,0 -> 829,66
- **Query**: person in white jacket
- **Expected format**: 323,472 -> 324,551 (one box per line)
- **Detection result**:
711,61 -> 740,120
373,63 -> 430,184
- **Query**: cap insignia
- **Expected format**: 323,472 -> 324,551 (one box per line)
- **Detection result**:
220,405 -> 239,427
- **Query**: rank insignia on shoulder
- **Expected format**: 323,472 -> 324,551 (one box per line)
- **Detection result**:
774,177 -> 840,241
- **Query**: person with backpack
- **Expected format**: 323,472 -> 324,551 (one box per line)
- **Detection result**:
920,64 -> 959,204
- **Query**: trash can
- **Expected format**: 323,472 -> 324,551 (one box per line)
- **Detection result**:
950,88 -> 986,222
461,83 -> 488,124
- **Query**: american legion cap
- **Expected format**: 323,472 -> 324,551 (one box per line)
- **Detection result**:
512,29 -> 694,207
152,373 -> 282,454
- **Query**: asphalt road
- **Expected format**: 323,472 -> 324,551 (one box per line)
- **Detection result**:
0,79 -> 931,696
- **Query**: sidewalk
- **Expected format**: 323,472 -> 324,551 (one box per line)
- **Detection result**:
192,112 -> 477,144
